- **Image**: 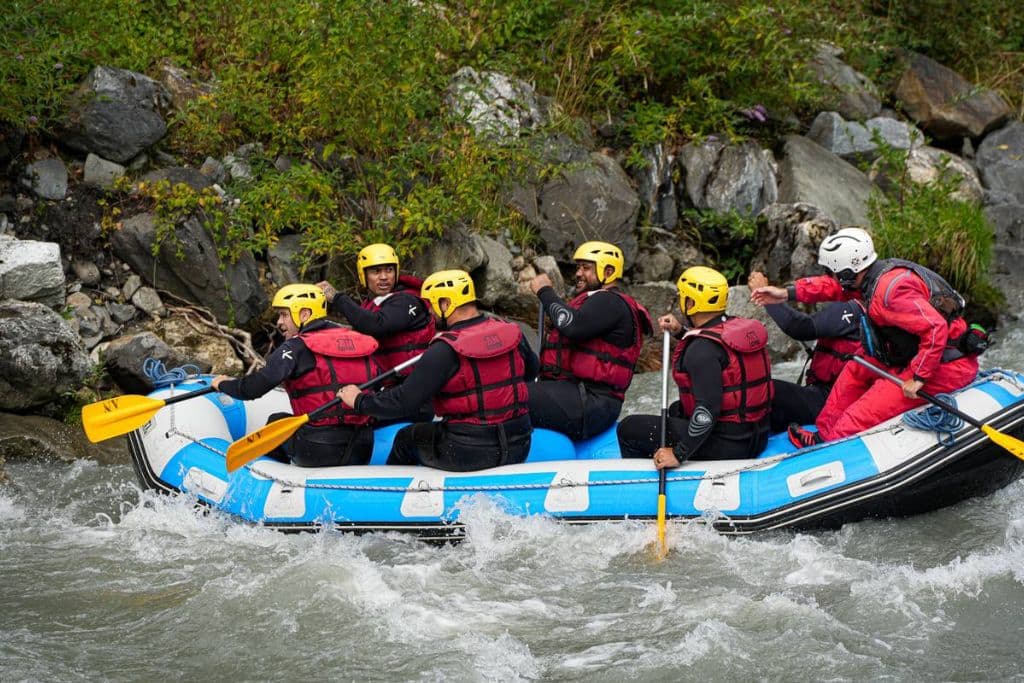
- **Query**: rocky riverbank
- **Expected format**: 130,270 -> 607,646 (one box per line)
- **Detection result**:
1,46 -> 1022,477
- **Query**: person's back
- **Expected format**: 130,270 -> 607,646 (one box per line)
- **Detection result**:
528,241 -> 652,441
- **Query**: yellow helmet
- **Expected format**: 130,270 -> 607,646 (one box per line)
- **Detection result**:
357,243 -> 399,287
272,284 -> 327,327
420,270 -> 476,318
573,241 -> 623,284
677,266 -> 729,315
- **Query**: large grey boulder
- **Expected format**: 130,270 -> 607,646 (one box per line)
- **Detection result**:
475,235 -> 534,314
807,112 -> 923,162
976,121 -> 1024,205
677,139 -> 777,218
870,146 -> 983,204
631,143 -> 677,230
102,331 -> 200,395
750,203 -> 837,284
808,43 -> 882,122
511,151 -> 640,266
405,226 -> 489,276
109,213 -> 268,327
0,299 -> 93,410
986,201 -> 1024,320
61,66 -> 169,163
0,236 -> 65,308
445,67 -> 549,140
0,413 -> 127,465
82,153 -> 126,189
266,234 -> 306,288
20,158 -> 68,200
893,51 -> 1012,140
777,135 -> 874,227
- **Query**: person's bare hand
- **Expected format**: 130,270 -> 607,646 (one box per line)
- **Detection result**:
750,285 -> 788,306
658,314 -> 682,334
316,280 -> 337,301
653,446 -> 680,470
530,272 -> 552,295
747,271 -> 769,290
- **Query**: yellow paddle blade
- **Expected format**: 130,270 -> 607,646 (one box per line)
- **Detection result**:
656,493 -> 668,560
981,424 -> 1024,461
82,395 -> 166,443
225,414 -> 310,472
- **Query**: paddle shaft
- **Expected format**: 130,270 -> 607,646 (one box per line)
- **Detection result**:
224,353 -> 425,471
536,304 -> 545,382
305,352 -> 424,423
656,329 -> 671,558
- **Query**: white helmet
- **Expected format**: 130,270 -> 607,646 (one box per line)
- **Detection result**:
818,228 -> 877,277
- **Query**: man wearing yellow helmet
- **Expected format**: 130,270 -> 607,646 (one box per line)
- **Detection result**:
212,284 -> 382,467
527,240 -> 653,441
317,243 -> 435,377
337,270 -> 538,471
618,267 -> 773,467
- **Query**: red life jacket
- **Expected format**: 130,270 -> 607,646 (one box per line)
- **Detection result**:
673,317 -> 773,424
431,317 -> 530,425
539,289 -> 653,400
806,336 -> 863,386
286,327 -> 380,427
360,283 -> 435,373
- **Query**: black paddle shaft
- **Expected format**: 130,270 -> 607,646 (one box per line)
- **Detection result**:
306,354 -> 423,422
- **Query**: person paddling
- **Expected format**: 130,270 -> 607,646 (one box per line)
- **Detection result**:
212,284 -> 381,467
337,270 -> 538,471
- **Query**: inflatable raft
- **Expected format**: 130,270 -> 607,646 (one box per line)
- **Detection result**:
126,371 -> 1024,540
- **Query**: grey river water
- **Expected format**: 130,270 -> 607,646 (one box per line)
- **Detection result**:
4,327 -> 1024,681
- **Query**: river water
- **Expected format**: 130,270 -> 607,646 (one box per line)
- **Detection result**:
4,327 -> 1024,681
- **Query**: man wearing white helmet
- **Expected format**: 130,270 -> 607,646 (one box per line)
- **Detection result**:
752,227 -> 981,446
527,241 -> 653,441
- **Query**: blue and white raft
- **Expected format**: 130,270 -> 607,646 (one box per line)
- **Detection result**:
127,371 -> 1024,540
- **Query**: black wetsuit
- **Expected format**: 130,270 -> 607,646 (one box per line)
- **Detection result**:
618,317 -> 769,461
765,300 -> 861,432
217,319 -> 373,467
327,285 -> 432,340
354,315 -> 539,471
529,286 -> 637,441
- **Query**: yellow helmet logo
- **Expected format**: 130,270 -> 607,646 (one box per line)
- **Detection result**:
357,243 -> 399,287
